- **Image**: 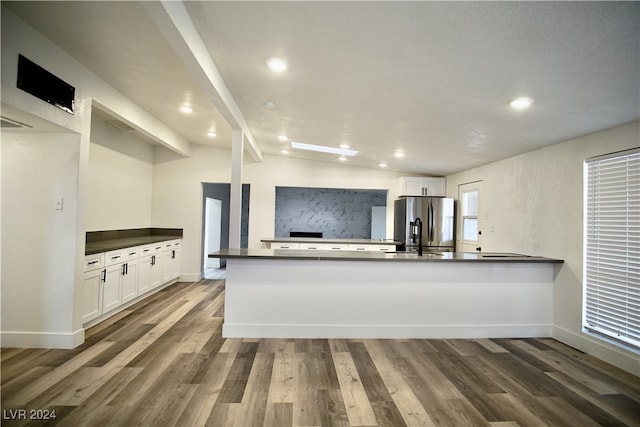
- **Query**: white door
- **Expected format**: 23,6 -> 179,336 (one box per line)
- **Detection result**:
458,181 -> 483,252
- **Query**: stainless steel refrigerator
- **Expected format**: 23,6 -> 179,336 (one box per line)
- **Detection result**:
394,197 -> 456,252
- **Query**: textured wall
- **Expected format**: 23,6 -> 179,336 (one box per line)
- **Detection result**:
275,187 -> 387,238
446,120 -> 640,374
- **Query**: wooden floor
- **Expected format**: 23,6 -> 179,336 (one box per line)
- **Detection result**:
2,280 -> 639,427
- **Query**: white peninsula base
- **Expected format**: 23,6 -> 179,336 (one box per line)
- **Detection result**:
221,253 -> 558,339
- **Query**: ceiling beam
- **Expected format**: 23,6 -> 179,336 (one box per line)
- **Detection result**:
142,1 -> 262,162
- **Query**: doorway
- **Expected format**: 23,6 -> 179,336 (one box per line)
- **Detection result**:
201,183 -> 250,279
458,181 -> 483,252
204,198 -> 222,269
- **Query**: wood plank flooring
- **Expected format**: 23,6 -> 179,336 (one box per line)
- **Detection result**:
2,280 -> 639,426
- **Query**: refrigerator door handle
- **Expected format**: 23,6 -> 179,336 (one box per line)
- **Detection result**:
429,202 -> 435,242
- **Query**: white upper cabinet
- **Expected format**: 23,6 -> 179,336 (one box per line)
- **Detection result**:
399,177 -> 446,197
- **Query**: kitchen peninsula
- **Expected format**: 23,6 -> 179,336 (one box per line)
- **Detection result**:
210,248 -> 562,339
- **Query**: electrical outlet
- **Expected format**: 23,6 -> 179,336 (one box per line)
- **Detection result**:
55,197 -> 64,210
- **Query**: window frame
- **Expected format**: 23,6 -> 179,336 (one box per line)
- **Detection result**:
583,147 -> 640,352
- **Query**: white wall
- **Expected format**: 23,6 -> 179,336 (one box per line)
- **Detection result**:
86,116 -> 154,231
152,145 -> 406,279
446,120 -> 640,375
1,132 -> 83,347
0,7 -> 190,348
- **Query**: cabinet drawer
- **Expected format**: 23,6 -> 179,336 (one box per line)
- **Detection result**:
105,249 -> 125,266
140,244 -> 157,257
271,242 -> 300,249
122,246 -> 140,261
370,245 -> 396,252
348,244 -> 371,251
84,253 -> 105,271
299,243 -> 326,250
326,244 -> 349,251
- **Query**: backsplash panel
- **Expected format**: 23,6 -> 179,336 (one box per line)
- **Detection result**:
275,187 -> 387,238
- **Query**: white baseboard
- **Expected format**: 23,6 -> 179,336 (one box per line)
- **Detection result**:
179,272 -> 202,282
552,325 -> 640,376
1,328 -> 84,349
223,323 -> 553,340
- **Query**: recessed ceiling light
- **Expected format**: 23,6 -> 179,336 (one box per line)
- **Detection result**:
340,143 -> 350,149
278,134 -> 288,142
509,97 -> 533,110
281,149 -> 289,155
266,57 -> 287,72
394,151 -> 405,158
291,141 -> 358,156
207,130 -> 217,138
379,162 -> 388,168
180,104 -> 193,114
338,156 -> 347,161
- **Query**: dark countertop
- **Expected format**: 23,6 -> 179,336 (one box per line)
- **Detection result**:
210,248 -> 563,263
85,235 -> 180,255
85,228 -> 182,255
261,237 -> 401,245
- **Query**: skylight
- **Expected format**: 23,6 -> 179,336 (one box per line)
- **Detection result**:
291,141 -> 358,156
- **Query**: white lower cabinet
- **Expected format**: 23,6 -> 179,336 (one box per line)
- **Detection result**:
161,240 -> 181,282
82,261 -> 104,324
121,258 -> 139,303
82,239 -> 181,326
102,263 -> 123,312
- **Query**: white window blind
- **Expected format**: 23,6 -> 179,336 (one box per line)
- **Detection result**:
584,148 -> 640,350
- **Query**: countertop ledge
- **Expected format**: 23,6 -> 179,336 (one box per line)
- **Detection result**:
210,248 -> 563,263
261,237 -> 401,245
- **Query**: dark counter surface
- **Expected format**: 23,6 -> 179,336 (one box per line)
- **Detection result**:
210,248 -> 563,263
85,228 -> 182,255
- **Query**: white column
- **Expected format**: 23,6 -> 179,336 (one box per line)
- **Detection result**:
229,130 -> 244,248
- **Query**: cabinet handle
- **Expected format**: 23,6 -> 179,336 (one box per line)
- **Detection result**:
88,260 -> 99,265
151,255 -> 155,266
102,269 -> 106,282
112,255 -> 121,260
172,250 -> 176,259
121,264 -> 126,275
125,263 -> 128,275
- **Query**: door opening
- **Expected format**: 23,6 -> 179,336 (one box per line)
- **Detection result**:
204,198 -> 222,269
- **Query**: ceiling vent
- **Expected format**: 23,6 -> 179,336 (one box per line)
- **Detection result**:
0,115 -> 32,129
106,119 -> 135,131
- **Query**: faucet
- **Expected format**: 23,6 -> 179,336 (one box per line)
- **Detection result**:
413,218 -> 423,256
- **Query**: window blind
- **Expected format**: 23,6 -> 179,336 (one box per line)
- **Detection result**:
584,148 -> 640,350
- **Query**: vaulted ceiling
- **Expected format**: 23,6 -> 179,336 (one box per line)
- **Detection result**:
4,1 -> 639,175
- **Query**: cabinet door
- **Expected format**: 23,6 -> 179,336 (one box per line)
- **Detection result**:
424,177 -> 446,197
151,254 -> 163,289
103,264 -> 123,312
82,268 -> 104,323
121,259 -> 139,303
138,256 -> 152,295
400,177 -> 424,196
162,249 -> 179,282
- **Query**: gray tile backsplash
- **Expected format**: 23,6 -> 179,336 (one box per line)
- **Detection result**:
275,187 -> 387,238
